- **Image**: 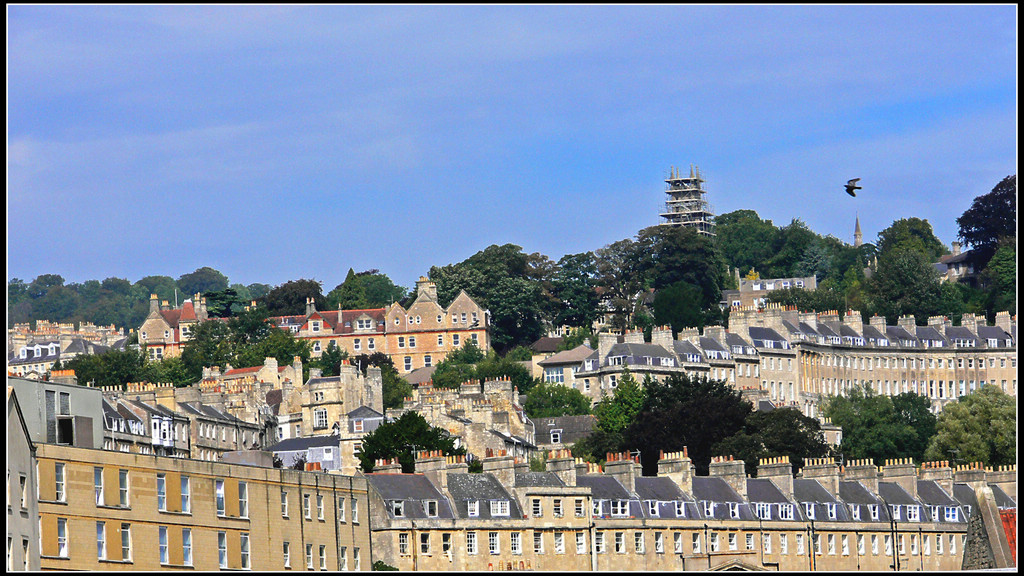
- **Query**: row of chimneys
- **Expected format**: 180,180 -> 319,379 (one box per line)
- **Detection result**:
373,449 -> 1015,506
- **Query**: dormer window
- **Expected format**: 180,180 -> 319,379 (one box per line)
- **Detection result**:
610,500 -> 629,517
674,502 -> 686,517
703,501 -> 715,517
907,505 -> 920,522
728,502 -> 740,519
851,505 -> 861,521
756,503 -> 771,520
490,500 -> 510,517
804,503 -> 815,520
944,507 -> 959,522
890,505 -> 901,521
391,501 -> 405,517
467,500 -> 479,517
869,504 -> 880,520
311,321 -> 321,333
356,319 -> 372,330
778,504 -> 794,520
826,502 -> 837,520
647,501 -> 659,517
423,500 -> 438,517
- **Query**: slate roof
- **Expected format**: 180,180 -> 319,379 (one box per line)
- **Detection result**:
691,477 -> 744,503
577,475 -> 633,500
530,337 -> 564,354
178,401 -> 243,423
62,338 -> 112,356
815,323 -> 841,339
536,414 -> 596,446
798,322 -> 822,338
747,326 -> 789,346
885,326 -> 918,346
514,472 -> 565,488
607,342 -> 675,359
915,325 -> 948,345
698,337 -> 729,354
635,476 -> 690,501
837,324 -> 863,339
746,478 -> 791,504
673,340 -> 705,359
793,478 -> 840,504
404,365 -> 436,386
916,480 -> 958,506
877,481 -> 920,506
266,434 -> 341,453
976,325 -> 1012,344
447,473 -> 524,518
839,481 -> 886,506
989,484 -> 1016,508
265,389 -> 283,414
725,332 -> 756,353
860,324 -> 890,345
347,406 -> 384,419
538,345 -> 594,366
365,474 -> 456,519
952,484 -> 979,511
944,326 -> 977,342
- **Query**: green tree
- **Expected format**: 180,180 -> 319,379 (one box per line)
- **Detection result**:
793,239 -> 833,280
766,219 -> 818,278
310,342 -> 349,377
766,284 -> 847,314
61,348 -> 148,388
356,271 -> 408,308
714,210 -> 780,279
357,411 -> 465,473
246,283 -> 273,300
982,243 -> 1016,314
504,346 -> 534,362
522,382 -> 592,418
868,249 -> 942,324
552,252 -> 600,328
557,327 -> 597,352
923,386 -> 1015,467
891,393 -> 938,463
593,369 -> 646,435
822,385 -> 926,465
876,217 -> 948,262
712,407 -> 830,475
327,269 -> 369,310
262,279 -> 326,316
653,280 -> 707,334
177,267 -> 229,296
626,372 -> 751,476
957,175 -> 1016,269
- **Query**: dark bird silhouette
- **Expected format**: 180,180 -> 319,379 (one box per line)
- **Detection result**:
845,178 -> 861,197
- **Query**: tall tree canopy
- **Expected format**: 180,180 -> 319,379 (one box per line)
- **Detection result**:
176,267 -> 229,296
823,385 -> 937,464
712,407 -> 830,476
924,386 -> 1015,467
956,175 -> 1016,268
875,217 -> 948,262
357,411 -> 465,473
262,279 -> 326,317
522,382 -> 592,418
868,248 -> 942,324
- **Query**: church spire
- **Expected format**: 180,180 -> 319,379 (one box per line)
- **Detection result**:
854,214 -> 863,248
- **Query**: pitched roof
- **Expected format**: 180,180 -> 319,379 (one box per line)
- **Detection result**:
944,326 -> 977,341
364,474 -> 453,514
535,415 -> 596,446
530,337 -> 564,353
447,473 -> 522,518
537,345 -> 594,366
347,405 -> 384,419
839,480 -> 885,506
577,475 -> 633,499
877,481 -> 920,505
746,478 -> 791,503
976,325 -> 1011,342
692,477 -> 744,503
748,326 -> 788,345
514,472 -> 565,488
266,434 -> 341,453
916,480 -> 957,505
793,478 -> 840,504
635,476 -> 689,501
404,365 -> 436,386
915,325 -> 948,344
607,342 -> 674,359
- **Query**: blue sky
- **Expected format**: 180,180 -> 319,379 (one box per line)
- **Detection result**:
8,5 -> 1017,293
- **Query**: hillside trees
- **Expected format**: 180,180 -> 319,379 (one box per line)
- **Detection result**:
822,385 -> 937,464
876,218 -> 948,262
357,411 -> 465,473
956,175 -> 1016,269
262,279 -> 326,316
923,386 -> 1016,467
177,266 -> 229,296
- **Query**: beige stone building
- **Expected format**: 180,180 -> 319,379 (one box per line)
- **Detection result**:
361,448 -> 1010,571
137,295 -> 208,360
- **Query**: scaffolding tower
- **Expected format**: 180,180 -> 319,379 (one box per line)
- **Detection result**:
660,164 -> 716,236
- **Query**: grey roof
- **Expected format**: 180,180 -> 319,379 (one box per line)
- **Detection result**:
877,481 -> 920,506
514,472 -> 565,488
837,324 -> 863,339
607,342 -> 675,359
635,476 -> 690,501
306,376 -> 342,387
839,481 -> 885,506
404,365 -> 436,386
347,405 -> 384,419
915,325 -> 948,343
757,399 -> 777,412
989,484 -> 1016,508
815,323 -> 841,338
748,326 -> 788,345
944,326 -> 977,341
538,345 -> 595,366
536,414 -> 596,446
266,434 -> 340,453
746,478 -> 791,503
725,332 -> 755,350
886,325 -> 918,345
178,401 -> 243,422
365,474 -> 456,519
577,475 -> 633,499
673,340 -> 705,359
691,476 -> 744,503
489,429 -> 537,449
916,480 -> 958,505
62,338 -> 112,356
860,324 -> 889,344
797,322 -> 822,337
793,478 -> 840,503
530,337 -> 564,354
780,320 -> 802,335
126,398 -> 186,419
448,473 -> 523,518
976,325 -> 1012,343
698,337 -> 728,353
952,484 -> 979,510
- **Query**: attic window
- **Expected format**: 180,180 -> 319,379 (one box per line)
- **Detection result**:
467,500 -> 479,517
423,500 -> 438,517
391,501 -> 404,517
489,500 -> 510,517
550,429 -> 562,444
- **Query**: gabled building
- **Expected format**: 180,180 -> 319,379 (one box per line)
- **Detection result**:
138,295 -> 207,360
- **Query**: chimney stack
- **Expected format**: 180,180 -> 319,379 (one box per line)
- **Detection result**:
800,457 -> 840,498
545,449 -> 577,487
919,461 -> 954,496
658,449 -> 694,495
482,449 -> 516,487
709,455 -> 747,499
758,456 -> 794,500
953,462 -> 988,489
842,459 -> 880,494
149,294 -> 160,315
597,333 -> 618,361
651,325 -> 673,350
869,314 -> 887,332
897,315 -> 917,331
604,451 -> 641,495
881,458 -> 918,499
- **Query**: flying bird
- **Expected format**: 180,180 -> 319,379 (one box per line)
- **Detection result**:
845,178 -> 862,197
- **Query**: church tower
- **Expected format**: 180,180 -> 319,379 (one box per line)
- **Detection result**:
854,215 -> 863,248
